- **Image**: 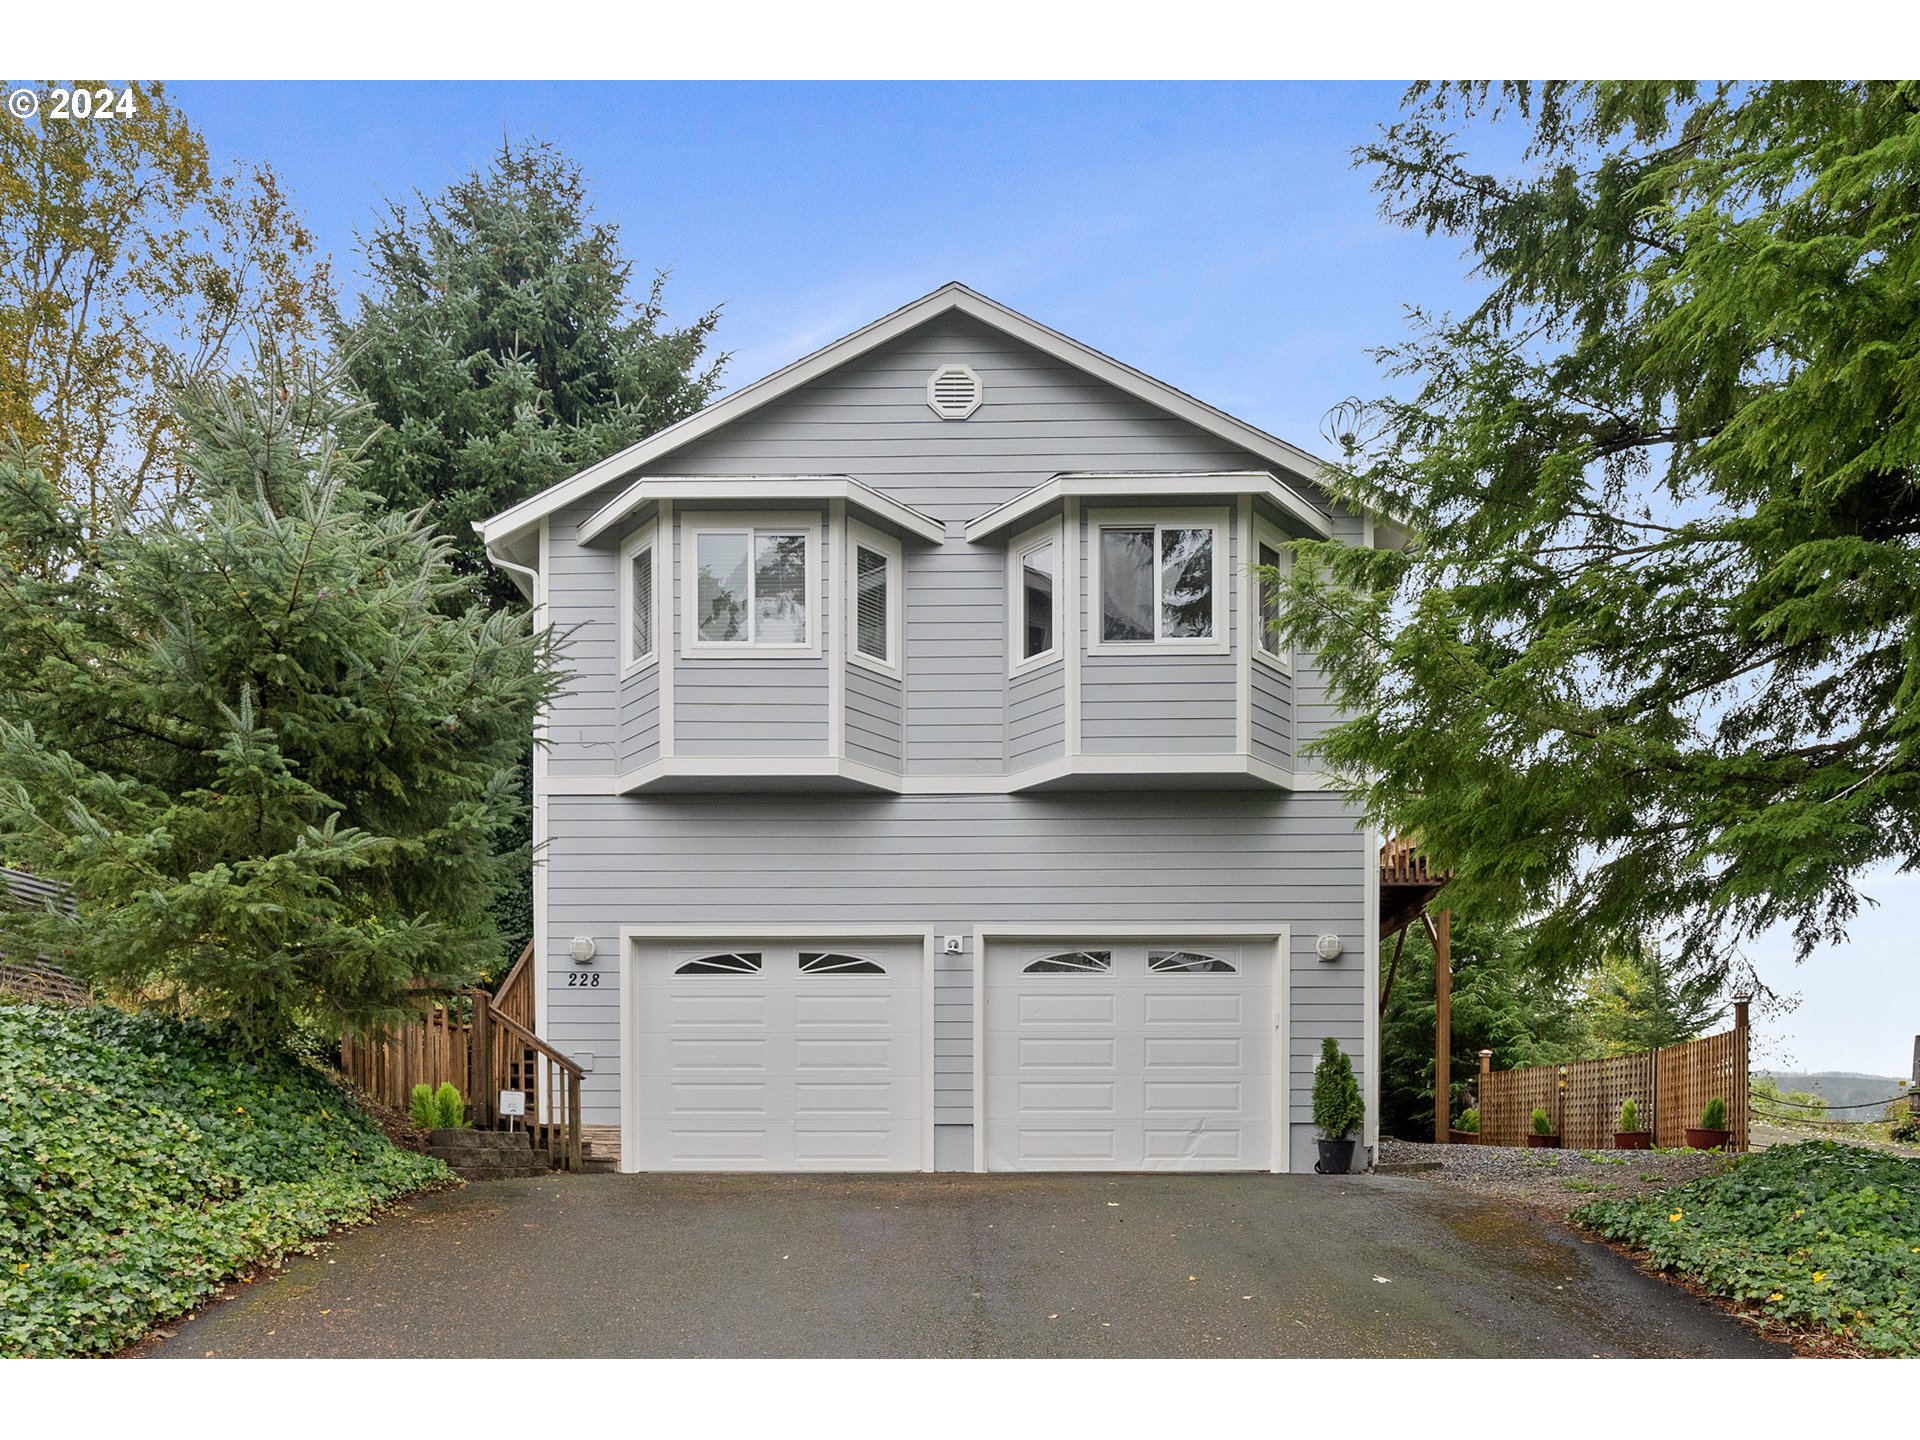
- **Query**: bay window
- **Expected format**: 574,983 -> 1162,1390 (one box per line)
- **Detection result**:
682,515 -> 820,655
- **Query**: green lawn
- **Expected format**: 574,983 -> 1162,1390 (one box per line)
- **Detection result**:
1573,1140 -> 1920,1355
0,1001 -> 451,1357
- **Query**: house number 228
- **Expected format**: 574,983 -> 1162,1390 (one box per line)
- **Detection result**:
566,972 -> 601,988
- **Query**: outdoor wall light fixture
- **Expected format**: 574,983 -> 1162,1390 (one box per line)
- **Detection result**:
569,935 -> 597,966
1315,933 -> 1344,962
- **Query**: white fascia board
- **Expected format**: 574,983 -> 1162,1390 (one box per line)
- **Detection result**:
575,475 -> 946,548
965,472 -> 1332,544
478,282 -> 1338,549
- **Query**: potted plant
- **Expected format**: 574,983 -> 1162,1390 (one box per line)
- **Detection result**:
1450,1107 -> 1480,1144
1312,1036 -> 1364,1173
1526,1105 -> 1559,1148
1685,1096 -> 1731,1150
1614,1096 -> 1653,1150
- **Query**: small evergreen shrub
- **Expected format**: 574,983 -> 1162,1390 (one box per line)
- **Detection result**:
432,1081 -> 466,1128
1311,1037 -> 1364,1139
1531,1106 -> 1554,1136
1619,1097 -> 1639,1132
409,1083 -> 438,1130
1701,1096 -> 1728,1130
1456,1107 -> 1479,1133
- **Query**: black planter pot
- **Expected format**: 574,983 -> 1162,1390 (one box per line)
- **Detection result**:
1314,1138 -> 1357,1174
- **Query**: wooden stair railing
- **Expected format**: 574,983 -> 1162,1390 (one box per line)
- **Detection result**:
468,986 -> 584,1173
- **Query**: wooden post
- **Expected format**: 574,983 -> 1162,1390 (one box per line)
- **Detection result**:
469,987 -> 493,1128
1478,1049 -> 1492,1146
1733,995 -> 1751,1152
1427,908 -> 1452,1144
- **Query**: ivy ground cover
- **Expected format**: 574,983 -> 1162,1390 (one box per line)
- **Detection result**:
1573,1140 -> 1920,1355
0,1002 -> 450,1356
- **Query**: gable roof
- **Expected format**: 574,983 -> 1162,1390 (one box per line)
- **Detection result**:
477,282 -> 1334,548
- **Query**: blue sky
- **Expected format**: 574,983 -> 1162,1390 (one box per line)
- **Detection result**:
171,80 -> 1913,1079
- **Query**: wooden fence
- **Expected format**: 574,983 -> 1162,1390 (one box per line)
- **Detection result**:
338,946 -> 583,1170
1477,1002 -> 1750,1151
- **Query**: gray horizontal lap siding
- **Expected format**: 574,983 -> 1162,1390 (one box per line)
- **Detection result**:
845,662 -> 903,769
543,791 -> 1368,1146
1251,659 -> 1291,769
1006,662 -> 1065,767
544,500 -> 621,777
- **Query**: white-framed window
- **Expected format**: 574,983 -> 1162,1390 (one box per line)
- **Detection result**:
680,511 -> 821,657
1087,508 -> 1229,655
846,521 -> 903,678
618,520 -> 660,675
1251,519 -> 1292,673
1006,519 -> 1063,677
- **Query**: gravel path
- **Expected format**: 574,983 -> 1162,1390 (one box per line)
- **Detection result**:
1378,1138 -> 1735,1221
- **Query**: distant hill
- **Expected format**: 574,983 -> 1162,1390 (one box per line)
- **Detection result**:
1759,1071 -> 1911,1112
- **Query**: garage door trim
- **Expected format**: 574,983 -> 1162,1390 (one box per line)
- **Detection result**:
971,924 -> 1291,1174
619,923 -> 938,1173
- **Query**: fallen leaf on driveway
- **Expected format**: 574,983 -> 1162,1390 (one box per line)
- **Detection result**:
1373,1276 -> 1391,1284
1107,1202 -> 1120,1207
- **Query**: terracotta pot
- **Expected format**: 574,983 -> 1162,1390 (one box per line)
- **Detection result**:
1525,1132 -> 1559,1148
1614,1130 -> 1654,1150
1685,1127 -> 1732,1151
1448,1129 -> 1480,1145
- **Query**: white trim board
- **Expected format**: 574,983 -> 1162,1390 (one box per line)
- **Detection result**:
966,471 -> 1331,545
477,283 -> 1334,548
576,474 -> 946,549
576,752 -> 1334,796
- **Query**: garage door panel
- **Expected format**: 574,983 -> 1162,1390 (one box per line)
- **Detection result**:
664,1039 -> 768,1071
794,992 -> 894,1027
1145,1036 -> 1242,1069
794,1038 -> 894,1070
1136,1136 -> 1259,1167
634,941 -> 922,1172
1019,1036 -> 1116,1069
667,1082 -> 769,1115
985,940 -> 1275,1172
665,993 -> 768,1027
1017,992 -> 1116,1025
1143,991 -> 1244,1025
1016,1127 -> 1121,1163
1143,1080 -> 1244,1114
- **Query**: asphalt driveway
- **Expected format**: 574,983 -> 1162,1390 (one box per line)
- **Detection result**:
140,1171 -> 1786,1358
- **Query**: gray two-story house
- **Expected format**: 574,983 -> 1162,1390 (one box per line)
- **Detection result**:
478,284 -> 1381,1174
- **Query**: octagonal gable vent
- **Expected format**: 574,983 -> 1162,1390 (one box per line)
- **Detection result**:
927,364 -> 983,420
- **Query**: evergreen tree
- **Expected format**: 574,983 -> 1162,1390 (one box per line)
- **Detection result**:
1277,82 -> 1920,983
340,138 -> 724,608
1578,935 -> 1726,1056
1379,915 -> 1588,1138
0,349 -> 557,1046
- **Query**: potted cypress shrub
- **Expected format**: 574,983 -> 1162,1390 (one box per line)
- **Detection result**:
1685,1096 -> 1731,1150
1450,1107 -> 1480,1144
1526,1105 -> 1559,1148
1614,1096 -> 1653,1150
1311,1036 -> 1364,1173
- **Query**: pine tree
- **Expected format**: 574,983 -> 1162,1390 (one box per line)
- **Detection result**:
0,348 -> 558,1046
340,138 -> 724,609
1277,82 -> 1920,982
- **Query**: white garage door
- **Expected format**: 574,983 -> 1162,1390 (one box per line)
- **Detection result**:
631,940 -> 923,1170
984,940 -> 1277,1171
